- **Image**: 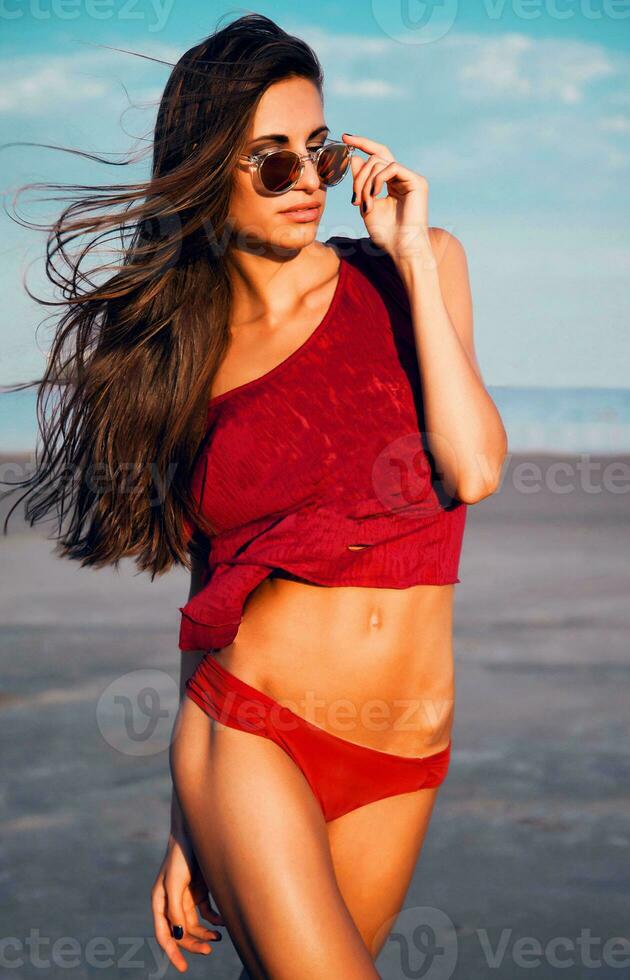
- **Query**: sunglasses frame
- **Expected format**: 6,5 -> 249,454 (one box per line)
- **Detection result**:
238,138 -> 357,195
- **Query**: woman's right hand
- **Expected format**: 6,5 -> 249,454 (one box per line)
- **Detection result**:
151,831 -> 226,973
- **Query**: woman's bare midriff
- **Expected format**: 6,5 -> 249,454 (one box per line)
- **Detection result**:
210,570 -> 456,759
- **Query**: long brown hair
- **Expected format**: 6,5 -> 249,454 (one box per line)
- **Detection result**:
0,13 -> 324,578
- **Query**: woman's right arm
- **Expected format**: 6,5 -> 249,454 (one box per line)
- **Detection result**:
151,543 -> 226,973
171,551 -> 206,828
171,545 -> 209,838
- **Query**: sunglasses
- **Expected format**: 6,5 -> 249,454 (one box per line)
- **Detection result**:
239,138 -> 356,195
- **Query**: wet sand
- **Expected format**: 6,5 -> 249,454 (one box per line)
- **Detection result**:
1,449 -> 628,979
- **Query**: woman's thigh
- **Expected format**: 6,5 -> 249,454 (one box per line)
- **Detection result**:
326,785 -> 442,961
170,696 -> 380,980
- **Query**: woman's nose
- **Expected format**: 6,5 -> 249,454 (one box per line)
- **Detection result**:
297,155 -> 322,192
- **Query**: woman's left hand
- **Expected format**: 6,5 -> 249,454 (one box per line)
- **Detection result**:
343,133 -> 432,265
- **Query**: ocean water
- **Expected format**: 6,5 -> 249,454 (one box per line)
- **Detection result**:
488,386 -> 630,454
1,385 -> 629,455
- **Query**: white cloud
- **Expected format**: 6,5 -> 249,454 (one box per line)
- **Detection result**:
0,43 -> 181,116
299,27 -> 630,196
606,149 -> 630,170
608,90 -> 630,107
449,31 -> 616,104
600,115 -> 630,133
328,77 -> 405,98
292,26 -> 393,57
304,25 -> 627,124
2,29 -> 626,123
0,66 -> 109,114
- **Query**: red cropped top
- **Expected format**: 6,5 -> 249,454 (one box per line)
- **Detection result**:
179,235 -> 467,652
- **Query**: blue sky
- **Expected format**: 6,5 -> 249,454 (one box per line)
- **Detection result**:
1,1 -> 629,387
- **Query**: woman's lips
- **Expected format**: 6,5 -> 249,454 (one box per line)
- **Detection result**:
279,205 -> 321,222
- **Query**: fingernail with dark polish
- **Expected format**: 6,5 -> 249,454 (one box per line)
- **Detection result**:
351,191 -> 356,204
171,925 -> 184,940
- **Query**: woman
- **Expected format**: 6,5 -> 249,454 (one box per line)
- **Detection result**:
160,14 -> 506,977
2,13 -> 507,979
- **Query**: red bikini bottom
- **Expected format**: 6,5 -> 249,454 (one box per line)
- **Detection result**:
185,654 -> 452,823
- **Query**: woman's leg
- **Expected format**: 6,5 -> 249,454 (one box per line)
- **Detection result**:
170,695 -> 380,980
326,784 -> 443,960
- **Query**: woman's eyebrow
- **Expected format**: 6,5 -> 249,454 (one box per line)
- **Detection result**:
248,125 -> 330,148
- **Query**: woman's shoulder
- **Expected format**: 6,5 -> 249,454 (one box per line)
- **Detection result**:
325,228 -> 458,314
325,234 -> 410,316
325,234 -> 388,268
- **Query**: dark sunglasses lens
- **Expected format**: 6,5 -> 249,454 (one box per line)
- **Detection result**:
259,151 -> 302,192
316,144 -> 350,186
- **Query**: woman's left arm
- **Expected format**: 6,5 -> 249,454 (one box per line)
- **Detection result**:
344,132 -> 509,504
395,227 -> 508,503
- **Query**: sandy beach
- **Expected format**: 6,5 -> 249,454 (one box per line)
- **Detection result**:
1,448 -> 628,979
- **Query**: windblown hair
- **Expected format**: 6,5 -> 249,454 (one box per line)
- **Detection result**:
0,12 -> 323,577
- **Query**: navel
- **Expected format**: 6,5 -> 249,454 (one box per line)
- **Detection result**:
368,605 -> 382,629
